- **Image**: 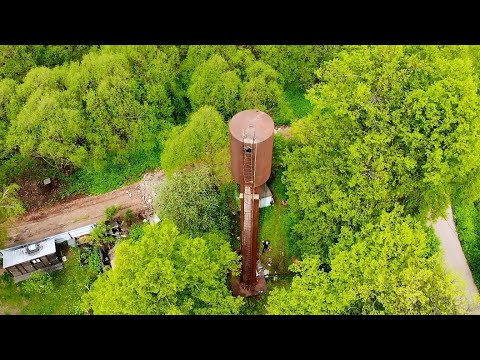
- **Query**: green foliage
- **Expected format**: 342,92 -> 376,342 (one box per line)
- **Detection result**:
104,205 -> 121,221
128,223 -> 145,242
285,86 -> 314,119
90,222 -> 109,245
80,246 -> 103,274
4,46 -> 178,174
424,224 -> 441,258
285,45 -> 480,259
61,147 -> 162,196
258,170 -> 297,273
239,60 -> 294,124
0,45 -> 94,81
0,78 -> 17,156
154,166 -> 229,236
267,209 -> 472,315
123,209 -> 134,226
185,47 -> 293,124
179,45 -> 255,89
0,248 -> 95,314
254,45 -> 341,89
0,45 -> 36,81
452,195 -> 480,288
0,183 -> 24,247
187,54 -> 241,119
82,220 -> 243,315
22,272 -> 54,295
161,106 -> 231,184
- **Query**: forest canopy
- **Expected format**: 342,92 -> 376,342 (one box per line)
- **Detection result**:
1,45 -> 480,315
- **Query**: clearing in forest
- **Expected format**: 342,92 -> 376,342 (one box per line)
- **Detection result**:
5,171 -> 165,248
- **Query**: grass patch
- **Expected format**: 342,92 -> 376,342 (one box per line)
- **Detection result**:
285,86 -> 313,120
240,278 -> 292,315
451,195 -> 480,288
0,247 -> 96,315
258,170 -> 296,274
61,148 -> 162,196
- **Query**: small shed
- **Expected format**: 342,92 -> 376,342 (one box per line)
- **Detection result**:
1,238 -> 63,283
259,183 -> 273,208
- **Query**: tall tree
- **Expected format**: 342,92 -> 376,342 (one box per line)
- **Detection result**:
5,46 -> 181,173
5,66 -> 87,172
154,166 -> 229,236
187,54 -> 241,119
82,220 -> 243,314
267,209 -> 473,315
0,46 -> 36,81
254,45 -> 341,89
284,45 -> 480,258
160,106 -> 231,184
240,60 -> 294,124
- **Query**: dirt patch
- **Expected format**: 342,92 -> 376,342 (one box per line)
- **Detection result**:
6,170 -> 165,248
16,176 -> 82,213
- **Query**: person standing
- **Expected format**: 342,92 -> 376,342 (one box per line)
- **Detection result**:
262,240 -> 269,253
263,240 -> 270,253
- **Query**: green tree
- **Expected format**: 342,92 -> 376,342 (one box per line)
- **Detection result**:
0,78 -> 16,157
179,45 -> 255,88
0,46 -> 36,81
267,209 -> 472,315
187,54 -> 241,119
254,45 -> 341,89
0,45 -> 94,82
284,45 -> 480,258
82,220 -> 243,314
154,166 -> 229,236
6,66 -> 87,172
161,106 -> 231,184
240,60 -> 294,124
0,183 -> 24,247
5,46 -> 180,173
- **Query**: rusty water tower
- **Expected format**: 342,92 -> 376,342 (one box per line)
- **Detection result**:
229,109 -> 274,296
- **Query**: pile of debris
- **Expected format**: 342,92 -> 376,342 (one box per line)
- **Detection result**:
107,220 -> 127,240
134,171 -> 166,216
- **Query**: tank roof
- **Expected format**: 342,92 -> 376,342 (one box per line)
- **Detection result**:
229,110 -> 274,143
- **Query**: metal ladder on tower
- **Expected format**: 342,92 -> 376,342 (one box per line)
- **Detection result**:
242,126 -> 255,186
242,125 -> 256,287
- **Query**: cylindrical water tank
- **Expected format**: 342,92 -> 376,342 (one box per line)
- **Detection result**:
229,109 -> 274,186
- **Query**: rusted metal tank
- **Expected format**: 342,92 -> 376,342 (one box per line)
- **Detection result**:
229,109 -> 274,295
229,110 -> 274,187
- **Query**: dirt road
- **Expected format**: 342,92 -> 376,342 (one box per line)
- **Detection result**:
432,206 -> 480,314
6,171 -> 165,248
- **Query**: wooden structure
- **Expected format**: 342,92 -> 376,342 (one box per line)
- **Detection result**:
1,223 -> 97,282
229,110 -> 274,296
1,238 -> 63,283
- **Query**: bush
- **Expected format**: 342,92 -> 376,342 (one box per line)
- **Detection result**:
80,247 -> 103,274
128,223 -> 145,242
104,205 -> 121,221
154,165 -> 229,236
90,223 -> 109,245
123,209 -> 134,226
22,272 -> 54,295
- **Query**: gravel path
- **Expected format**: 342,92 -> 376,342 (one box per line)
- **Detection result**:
432,206 -> 480,314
